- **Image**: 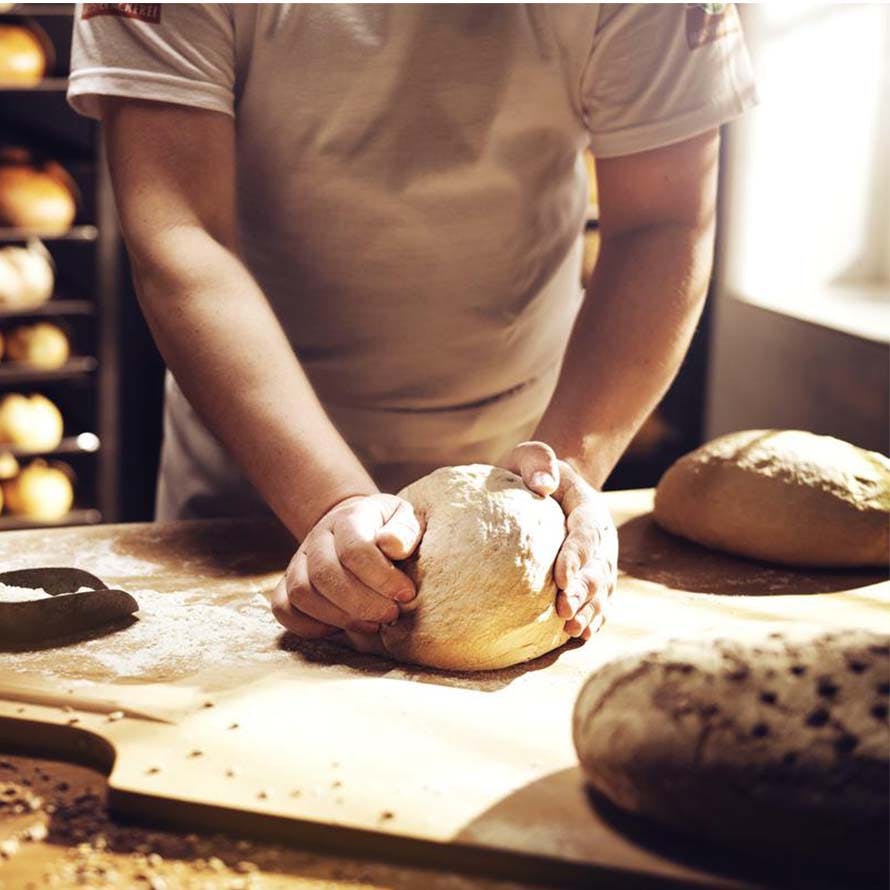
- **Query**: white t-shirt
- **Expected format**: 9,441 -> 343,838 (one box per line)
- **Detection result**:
68,3 -> 756,518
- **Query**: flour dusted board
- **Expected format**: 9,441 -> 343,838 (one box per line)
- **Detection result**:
0,491 -> 887,888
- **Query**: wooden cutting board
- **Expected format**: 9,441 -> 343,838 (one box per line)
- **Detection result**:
0,489 -> 887,889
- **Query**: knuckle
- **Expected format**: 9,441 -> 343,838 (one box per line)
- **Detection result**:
306,561 -> 339,593
287,581 -> 312,610
360,600 -> 399,624
338,537 -> 372,568
271,597 -> 289,623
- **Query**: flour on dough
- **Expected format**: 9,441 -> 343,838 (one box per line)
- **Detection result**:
349,464 -> 569,671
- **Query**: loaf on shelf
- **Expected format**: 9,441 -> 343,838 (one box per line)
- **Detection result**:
1,457 -> 74,520
4,321 -> 70,369
0,392 -> 63,451
0,149 -> 77,234
0,240 -> 55,308
0,20 -> 51,87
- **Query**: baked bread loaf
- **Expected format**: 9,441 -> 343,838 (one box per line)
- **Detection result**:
654,430 -> 890,567
2,459 -> 73,520
0,393 -> 64,452
0,151 -> 77,233
0,240 -> 55,308
0,23 -> 49,86
573,628 -> 890,877
348,464 -> 568,671
5,322 -> 70,369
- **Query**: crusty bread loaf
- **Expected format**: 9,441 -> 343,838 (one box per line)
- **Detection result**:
0,152 -> 77,233
654,430 -> 890,567
573,628 -> 890,877
0,23 -> 48,86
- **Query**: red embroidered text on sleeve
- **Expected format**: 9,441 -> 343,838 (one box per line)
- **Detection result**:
81,4 -> 161,24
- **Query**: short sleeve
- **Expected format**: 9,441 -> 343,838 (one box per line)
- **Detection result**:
67,3 -> 235,120
582,4 -> 757,158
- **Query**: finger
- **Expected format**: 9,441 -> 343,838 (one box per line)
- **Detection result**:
556,583 -> 587,619
557,559 -> 611,619
304,530 -> 400,625
565,599 -> 598,637
554,528 -> 594,590
505,441 -> 560,495
288,550 -> 381,633
376,498 -> 424,560
580,612 -> 606,641
270,576 -> 339,639
549,460 -> 595,515
334,509 -> 417,602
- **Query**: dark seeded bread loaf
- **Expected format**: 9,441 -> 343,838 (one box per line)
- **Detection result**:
573,628 -> 890,877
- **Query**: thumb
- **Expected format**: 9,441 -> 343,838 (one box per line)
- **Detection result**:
376,498 -> 424,560
506,441 -> 560,496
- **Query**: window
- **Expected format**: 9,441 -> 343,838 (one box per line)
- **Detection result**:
721,3 -> 890,342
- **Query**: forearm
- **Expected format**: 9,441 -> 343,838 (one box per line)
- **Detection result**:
535,221 -> 714,487
130,227 -> 375,539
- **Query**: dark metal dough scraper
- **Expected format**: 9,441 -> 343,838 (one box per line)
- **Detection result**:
0,567 -> 139,647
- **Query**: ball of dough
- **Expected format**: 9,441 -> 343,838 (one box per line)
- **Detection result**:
0,393 -> 64,452
573,628 -> 890,877
5,322 -> 70,369
654,430 -> 890,567
0,241 -> 54,308
352,464 -> 568,671
2,459 -> 73,520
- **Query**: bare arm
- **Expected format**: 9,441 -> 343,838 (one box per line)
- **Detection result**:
535,129 -> 721,487
100,98 -> 376,540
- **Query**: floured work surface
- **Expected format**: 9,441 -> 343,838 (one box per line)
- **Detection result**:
0,490 -> 887,889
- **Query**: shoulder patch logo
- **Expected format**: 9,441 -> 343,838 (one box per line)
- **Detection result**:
685,3 -> 740,50
81,4 -> 161,24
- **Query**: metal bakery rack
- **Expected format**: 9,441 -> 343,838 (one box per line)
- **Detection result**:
0,4 -> 121,529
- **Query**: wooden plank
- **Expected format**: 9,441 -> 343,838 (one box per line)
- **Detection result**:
0,490 -> 886,889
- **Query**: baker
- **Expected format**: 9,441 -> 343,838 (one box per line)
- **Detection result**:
68,4 -> 756,644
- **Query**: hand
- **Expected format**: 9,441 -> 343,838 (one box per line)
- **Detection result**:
271,493 -> 423,638
502,442 -> 618,639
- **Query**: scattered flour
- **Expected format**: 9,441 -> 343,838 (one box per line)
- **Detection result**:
1,589 -> 285,683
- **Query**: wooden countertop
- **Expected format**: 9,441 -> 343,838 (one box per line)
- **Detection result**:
0,489 -> 887,890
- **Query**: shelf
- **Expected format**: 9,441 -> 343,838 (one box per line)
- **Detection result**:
0,508 -> 102,531
0,356 -> 97,384
1,4 -> 75,15
0,299 -> 95,319
0,225 -> 97,243
1,433 -> 101,459
0,78 -> 69,93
